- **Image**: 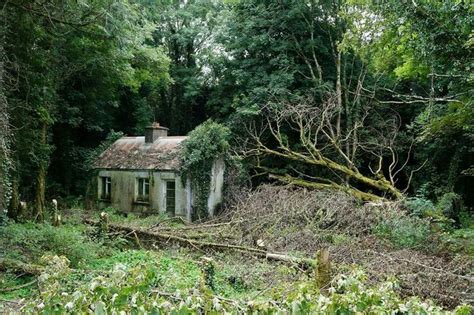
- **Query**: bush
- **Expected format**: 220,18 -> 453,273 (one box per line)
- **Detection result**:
405,197 -> 435,217
375,216 -> 431,249
0,222 -> 105,267
437,192 -> 463,225
439,228 -> 474,256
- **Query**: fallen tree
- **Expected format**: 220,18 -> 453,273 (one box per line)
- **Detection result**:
242,94 -> 422,201
225,185 -> 474,308
84,219 -> 316,268
0,258 -> 43,275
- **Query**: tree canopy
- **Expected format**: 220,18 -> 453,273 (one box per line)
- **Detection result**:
0,0 -> 472,220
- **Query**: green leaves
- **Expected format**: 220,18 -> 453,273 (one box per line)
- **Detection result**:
181,121 -> 230,218
24,262 -> 472,314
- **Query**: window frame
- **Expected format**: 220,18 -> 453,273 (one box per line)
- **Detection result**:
165,180 -> 176,214
100,176 -> 111,200
136,177 -> 150,202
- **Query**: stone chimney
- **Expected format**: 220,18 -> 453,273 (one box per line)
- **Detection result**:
145,122 -> 168,143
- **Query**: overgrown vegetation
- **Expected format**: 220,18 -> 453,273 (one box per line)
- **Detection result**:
181,121 -> 230,219
223,185 -> 473,307
1,194 -> 472,312
0,0 -> 473,313
23,261 -> 472,314
0,223 -> 106,267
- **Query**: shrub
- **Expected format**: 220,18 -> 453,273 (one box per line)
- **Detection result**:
437,192 -> 463,225
405,197 -> 435,217
439,228 -> 474,256
375,216 -> 431,249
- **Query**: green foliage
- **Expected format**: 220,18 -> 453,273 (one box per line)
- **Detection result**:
23,263 -> 471,314
360,0 -> 474,204
181,121 -> 230,219
439,228 -> 474,257
3,0 -> 171,204
375,216 -> 430,249
85,131 -> 124,173
0,222 -> 106,267
402,193 -> 473,255
437,193 -> 463,222
405,197 -> 436,217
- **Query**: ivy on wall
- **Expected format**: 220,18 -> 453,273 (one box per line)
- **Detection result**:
181,121 -> 230,219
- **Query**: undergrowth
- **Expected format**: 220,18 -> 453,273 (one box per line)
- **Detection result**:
22,259 -> 472,314
0,222 -> 107,267
374,216 -> 431,249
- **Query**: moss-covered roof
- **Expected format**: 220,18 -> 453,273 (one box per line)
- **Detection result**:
95,136 -> 187,170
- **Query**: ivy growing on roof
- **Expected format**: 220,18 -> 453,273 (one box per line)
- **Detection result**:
181,121 -> 230,219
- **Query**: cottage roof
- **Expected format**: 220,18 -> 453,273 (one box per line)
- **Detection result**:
95,136 -> 187,170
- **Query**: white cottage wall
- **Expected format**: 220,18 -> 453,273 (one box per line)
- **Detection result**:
97,169 -> 188,217
207,158 -> 225,217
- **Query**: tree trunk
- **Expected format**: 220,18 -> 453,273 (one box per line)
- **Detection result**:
263,147 -> 402,199
0,12 -> 11,218
335,50 -> 342,138
316,248 -> 331,291
7,178 -> 19,220
34,122 -> 48,222
0,258 -> 43,275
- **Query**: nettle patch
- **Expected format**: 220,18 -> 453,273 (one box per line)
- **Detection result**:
181,121 -> 230,220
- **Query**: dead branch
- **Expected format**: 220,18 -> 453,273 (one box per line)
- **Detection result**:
84,219 -> 316,268
244,94 -> 406,200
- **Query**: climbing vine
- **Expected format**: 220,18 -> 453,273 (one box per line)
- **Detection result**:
181,121 -> 230,219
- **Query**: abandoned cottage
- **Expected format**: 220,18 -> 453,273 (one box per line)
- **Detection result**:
94,123 -> 224,221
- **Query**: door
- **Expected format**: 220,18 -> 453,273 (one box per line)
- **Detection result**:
165,180 -> 176,216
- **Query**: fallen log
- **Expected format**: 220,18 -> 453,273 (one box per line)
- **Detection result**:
0,279 -> 37,292
0,258 -> 43,275
84,219 -> 316,267
156,221 -> 241,231
265,253 -> 315,267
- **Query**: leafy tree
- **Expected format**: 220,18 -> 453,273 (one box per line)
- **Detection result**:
145,0 -> 226,134
218,0 -> 420,199
352,0 -> 473,205
3,0 -> 170,219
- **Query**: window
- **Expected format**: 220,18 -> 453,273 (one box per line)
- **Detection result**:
166,181 -> 175,214
137,178 -> 150,202
100,177 -> 111,200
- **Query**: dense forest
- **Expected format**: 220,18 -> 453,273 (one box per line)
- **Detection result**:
0,0 -> 473,313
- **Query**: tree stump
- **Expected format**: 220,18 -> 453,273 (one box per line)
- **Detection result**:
200,256 -> 216,291
52,199 -> 61,226
99,212 -> 109,235
315,248 -> 331,291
